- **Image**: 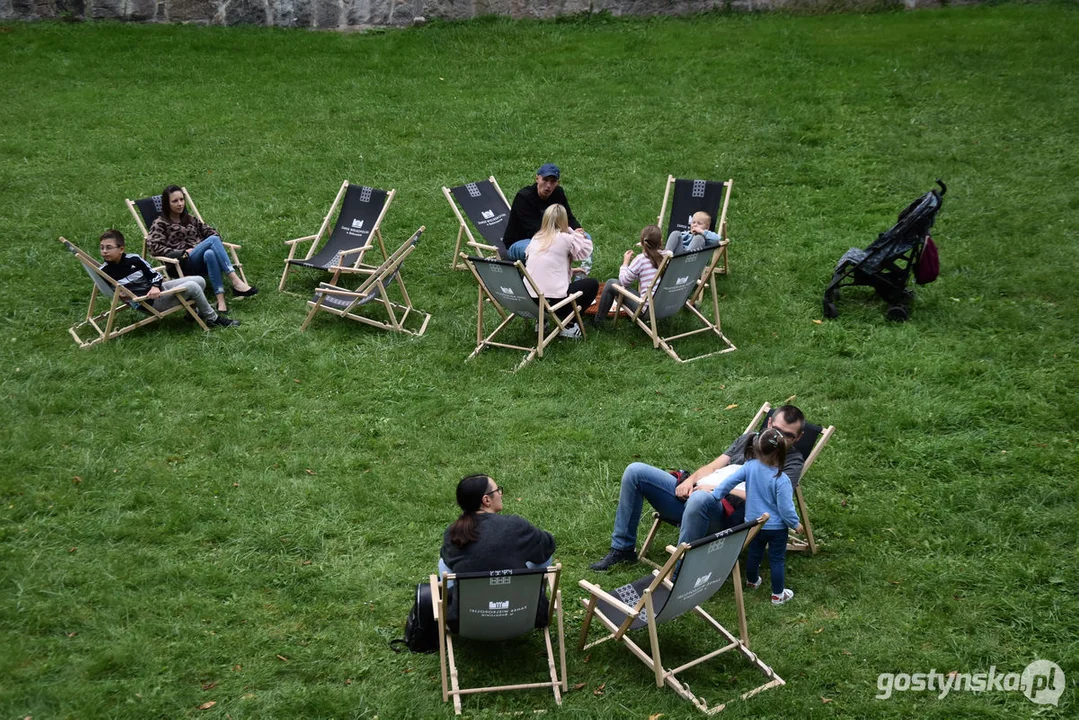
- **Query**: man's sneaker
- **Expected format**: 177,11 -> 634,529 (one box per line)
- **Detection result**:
589,548 -> 637,571
210,314 -> 240,328
771,588 -> 794,605
559,323 -> 583,339
746,576 -> 763,590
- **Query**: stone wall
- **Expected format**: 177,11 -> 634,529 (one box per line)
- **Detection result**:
0,0 -> 953,30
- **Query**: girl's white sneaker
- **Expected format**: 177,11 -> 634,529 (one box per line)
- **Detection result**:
771,588 -> 794,605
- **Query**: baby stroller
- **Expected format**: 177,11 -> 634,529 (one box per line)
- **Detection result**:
823,180 -> 946,322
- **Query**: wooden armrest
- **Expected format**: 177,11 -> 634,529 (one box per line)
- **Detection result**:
152,255 -> 181,266
222,241 -> 242,250
284,234 -> 318,245
336,244 -> 374,260
429,574 -> 441,620
577,579 -> 639,618
612,284 -> 642,303
547,291 -> 584,312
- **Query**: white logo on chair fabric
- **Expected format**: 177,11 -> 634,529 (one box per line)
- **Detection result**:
692,180 -> 706,198
499,286 -> 514,295
489,571 -> 512,586
152,196 -> 163,214
488,600 -> 509,610
481,209 -> 495,220
351,219 -> 364,230
466,183 -> 482,198
693,572 -> 713,589
707,537 -> 727,553
676,276 -> 690,285
359,186 -> 373,202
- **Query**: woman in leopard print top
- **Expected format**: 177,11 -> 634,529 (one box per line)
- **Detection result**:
146,185 -> 258,313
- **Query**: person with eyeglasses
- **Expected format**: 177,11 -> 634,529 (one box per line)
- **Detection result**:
438,474 -> 556,631
589,405 -> 807,572
97,229 -> 239,328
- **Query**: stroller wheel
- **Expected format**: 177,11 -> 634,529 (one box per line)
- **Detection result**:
823,299 -> 838,319
886,304 -> 909,322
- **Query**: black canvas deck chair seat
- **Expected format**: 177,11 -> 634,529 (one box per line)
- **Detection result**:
657,175 -> 733,296
443,176 -> 512,269
464,256 -> 586,371
579,516 -> 783,714
431,564 -> 567,715
299,227 -> 431,337
125,187 -> 248,285
638,402 -> 836,567
611,248 -> 735,363
60,237 -> 209,349
823,180 -> 946,322
279,180 -> 394,292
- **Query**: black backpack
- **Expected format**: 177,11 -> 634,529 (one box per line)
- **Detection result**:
390,582 -> 439,654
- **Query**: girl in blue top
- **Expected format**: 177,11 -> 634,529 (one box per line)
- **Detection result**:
710,427 -> 803,605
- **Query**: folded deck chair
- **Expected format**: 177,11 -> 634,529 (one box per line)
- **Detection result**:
431,564 -> 567,715
464,256 -> 586,371
443,177 -> 512,269
657,175 -> 733,296
824,180 -> 946,322
638,402 -> 836,566
579,517 -> 783,714
299,227 -> 431,337
125,187 -> 248,285
279,180 -> 394,292
611,247 -> 735,363
60,237 -> 209,349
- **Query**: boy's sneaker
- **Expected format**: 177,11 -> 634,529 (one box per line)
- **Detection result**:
746,576 -> 763,590
771,588 -> 794,605
559,323 -> 583,339
589,547 -> 637,571
210,314 -> 241,328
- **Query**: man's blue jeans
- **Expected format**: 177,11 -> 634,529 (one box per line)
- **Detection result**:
185,235 -> 234,295
610,462 -> 727,551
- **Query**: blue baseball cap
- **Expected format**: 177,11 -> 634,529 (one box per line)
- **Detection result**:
536,163 -> 560,179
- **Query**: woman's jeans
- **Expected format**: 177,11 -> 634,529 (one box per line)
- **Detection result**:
185,235 -> 234,295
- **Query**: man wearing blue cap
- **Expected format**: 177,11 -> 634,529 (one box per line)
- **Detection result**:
502,163 -> 585,261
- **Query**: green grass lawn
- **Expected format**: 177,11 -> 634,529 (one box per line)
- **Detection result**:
1,3 -> 1077,717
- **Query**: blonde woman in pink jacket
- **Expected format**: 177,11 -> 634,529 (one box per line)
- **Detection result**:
524,205 -> 599,339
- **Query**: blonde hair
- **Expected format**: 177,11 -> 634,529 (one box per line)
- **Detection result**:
691,211 -> 712,228
529,205 -> 569,255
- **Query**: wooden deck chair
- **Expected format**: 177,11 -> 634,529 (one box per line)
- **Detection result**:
279,180 -> 394,292
125,188 -> 248,285
59,237 -> 209,349
638,402 -> 836,567
443,176 -> 512,269
299,227 -> 431,337
657,175 -> 733,299
463,256 -> 586,371
611,247 -> 735,363
579,517 -> 784,714
431,564 -> 567,715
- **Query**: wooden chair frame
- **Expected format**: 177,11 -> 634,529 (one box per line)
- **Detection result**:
463,255 -> 586,372
60,237 -> 209,349
125,187 -> 248,286
579,518 -> 784,714
638,401 -> 836,567
278,180 -> 394,292
657,175 -> 733,302
443,176 -> 512,269
299,226 -> 431,337
611,249 -> 736,363
431,564 -> 567,715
